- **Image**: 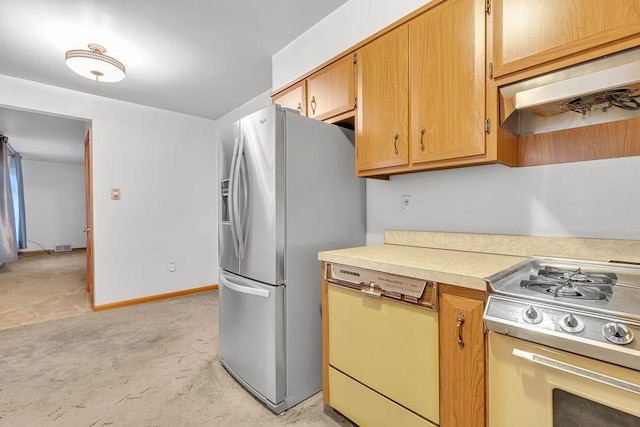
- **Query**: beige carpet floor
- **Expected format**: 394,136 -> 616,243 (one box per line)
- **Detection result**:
0,250 -> 92,331
0,291 -> 353,426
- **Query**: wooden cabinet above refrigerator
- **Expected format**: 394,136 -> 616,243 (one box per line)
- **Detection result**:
272,54 -> 356,126
273,0 -> 640,176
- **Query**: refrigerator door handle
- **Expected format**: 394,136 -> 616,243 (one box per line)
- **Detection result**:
220,273 -> 270,298
228,137 -> 240,257
233,133 -> 246,258
239,152 -> 249,256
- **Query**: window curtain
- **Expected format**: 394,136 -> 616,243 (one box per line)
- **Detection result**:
9,152 -> 27,249
0,138 -> 17,263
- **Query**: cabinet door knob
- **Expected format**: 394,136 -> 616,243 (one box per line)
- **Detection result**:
297,102 -> 302,114
83,227 -> 91,233
393,131 -> 399,155
310,96 -> 317,115
456,312 -> 465,349
419,125 -> 426,152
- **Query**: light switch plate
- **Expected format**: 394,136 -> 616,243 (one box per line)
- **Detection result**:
111,188 -> 121,200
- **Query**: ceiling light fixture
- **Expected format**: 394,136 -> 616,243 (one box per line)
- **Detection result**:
65,43 -> 126,83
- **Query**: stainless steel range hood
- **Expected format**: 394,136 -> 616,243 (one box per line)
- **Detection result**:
500,48 -> 640,136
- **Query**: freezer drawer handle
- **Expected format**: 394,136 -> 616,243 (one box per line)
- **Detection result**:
220,275 -> 270,298
512,348 -> 640,395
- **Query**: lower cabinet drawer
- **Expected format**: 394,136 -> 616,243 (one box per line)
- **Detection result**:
329,367 -> 437,427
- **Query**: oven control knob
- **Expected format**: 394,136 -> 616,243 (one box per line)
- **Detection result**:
560,313 -> 585,333
522,306 -> 542,324
602,322 -> 634,345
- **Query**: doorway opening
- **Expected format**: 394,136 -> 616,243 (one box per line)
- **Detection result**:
0,107 -> 94,330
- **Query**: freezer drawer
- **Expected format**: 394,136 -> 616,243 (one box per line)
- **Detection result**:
218,269 -> 285,405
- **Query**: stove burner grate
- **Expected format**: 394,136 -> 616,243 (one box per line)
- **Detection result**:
520,266 -> 616,300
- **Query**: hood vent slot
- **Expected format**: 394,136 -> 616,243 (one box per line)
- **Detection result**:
499,48 -> 640,136
562,88 -> 640,115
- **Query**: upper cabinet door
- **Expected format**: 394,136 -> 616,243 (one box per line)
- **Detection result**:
355,25 -> 409,175
306,54 -> 356,121
409,0 -> 486,164
273,80 -> 307,116
493,0 -> 640,79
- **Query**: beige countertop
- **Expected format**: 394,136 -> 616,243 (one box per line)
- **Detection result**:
318,244 -> 528,291
318,231 -> 640,291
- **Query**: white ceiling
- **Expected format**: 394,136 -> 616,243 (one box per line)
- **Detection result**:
0,109 -> 89,164
0,0 -> 349,163
0,0 -> 349,120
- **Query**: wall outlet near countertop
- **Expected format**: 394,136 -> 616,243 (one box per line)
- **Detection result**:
401,195 -> 411,213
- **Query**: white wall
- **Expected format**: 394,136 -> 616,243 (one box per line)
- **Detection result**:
366,158 -> 640,244
215,89 -> 272,134
273,0 -> 640,245
21,159 -> 86,251
0,74 -> 217,306
273,0 -> 432,90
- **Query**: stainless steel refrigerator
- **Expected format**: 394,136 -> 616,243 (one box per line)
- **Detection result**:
217,104 -> 365,413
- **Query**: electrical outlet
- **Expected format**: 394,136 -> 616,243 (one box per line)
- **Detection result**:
401,195 -> 412,213
168,260 -> 176,272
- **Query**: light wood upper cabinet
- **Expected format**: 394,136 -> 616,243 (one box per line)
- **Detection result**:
273,0 -> 523,178
492,0 -> 640,79
306,54 -> 356,122
439,284 -> 486,427
272,80 -> 306,116
409,0 -> 486,164
355,25 -> 409,175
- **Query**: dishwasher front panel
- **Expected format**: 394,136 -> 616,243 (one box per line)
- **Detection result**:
327,284 -> 440,424
329,366 -> 437,427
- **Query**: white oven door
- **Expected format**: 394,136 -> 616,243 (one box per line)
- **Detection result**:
488,332 -> 640,427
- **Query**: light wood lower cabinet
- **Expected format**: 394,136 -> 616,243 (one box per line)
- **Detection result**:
439,284 -> 486,427
322,261 -> 489,426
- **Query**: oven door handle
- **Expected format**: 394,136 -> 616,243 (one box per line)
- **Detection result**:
512,348 -> 640,395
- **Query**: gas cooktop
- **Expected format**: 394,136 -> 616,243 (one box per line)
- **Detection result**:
484,257 -> 640,371
487,257 -> 640,319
